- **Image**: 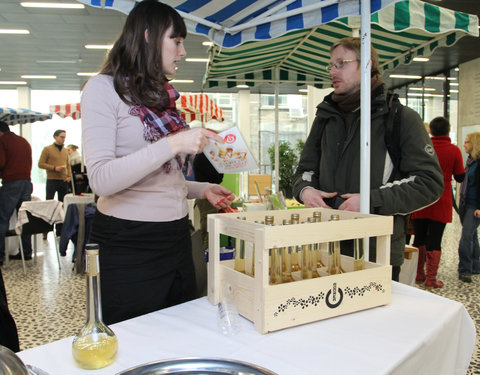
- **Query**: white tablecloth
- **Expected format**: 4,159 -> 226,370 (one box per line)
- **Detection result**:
17,282 -> 475,375
63,193 -> 95,212
15,200 -> 64,234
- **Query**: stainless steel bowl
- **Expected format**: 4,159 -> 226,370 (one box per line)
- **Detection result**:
0,345 -> 29,375
116,357 -> 277,375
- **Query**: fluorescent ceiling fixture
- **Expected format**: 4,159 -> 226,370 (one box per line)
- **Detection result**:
20,2 -> 85,8
0,81 -> 27,85
36,59 -> 77,64
21,75 -> 56,79
85,44 -> 113,49
413,57 -> 429,62
425,76 -> 445,80
447,77 -> 456,80
202,41 -> 213,46
450,89 -> 459,93
0,29 -> 30,34
408,93 -> 444,98
389,74 -> 422,79
450,83 -> 459,86
185,58 -> 209,62
236,84 -> 249,88
298,89 -> 308,93
455,67 -> 459,71
409,87 -> 435,91
170,79 -> 194,83
77,72 -> 97,76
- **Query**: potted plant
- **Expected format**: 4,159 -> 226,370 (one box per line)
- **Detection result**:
268,139 -> 304,198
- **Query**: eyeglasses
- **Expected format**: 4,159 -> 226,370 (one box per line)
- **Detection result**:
326,59 -> 358,72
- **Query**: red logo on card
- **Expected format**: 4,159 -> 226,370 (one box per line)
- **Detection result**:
224,134 -> 236,144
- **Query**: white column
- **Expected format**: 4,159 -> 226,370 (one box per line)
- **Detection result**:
237,89 -> 251,197
17,86 -> 32,141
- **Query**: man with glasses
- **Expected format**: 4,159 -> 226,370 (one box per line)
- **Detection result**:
38,129 -> 71,238
293,37 -> 443,281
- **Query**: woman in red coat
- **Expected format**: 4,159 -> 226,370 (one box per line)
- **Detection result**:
412,117 -> 465,288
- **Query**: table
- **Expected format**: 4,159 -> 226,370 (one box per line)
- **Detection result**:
17,282 -> 475,375
15,200 -> 64,234
63,193 -> 95,212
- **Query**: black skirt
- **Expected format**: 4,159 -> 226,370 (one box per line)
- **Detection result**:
90,210 -> 196,325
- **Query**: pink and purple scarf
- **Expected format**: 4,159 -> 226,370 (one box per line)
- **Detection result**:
129,82 -> 192,174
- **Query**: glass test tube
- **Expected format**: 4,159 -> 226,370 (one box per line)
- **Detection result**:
234,217 -> 246,273
327,214 -> 341,275
353,217 -> 365,271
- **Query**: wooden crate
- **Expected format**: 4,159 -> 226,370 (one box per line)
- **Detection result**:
207,208 -> 393,334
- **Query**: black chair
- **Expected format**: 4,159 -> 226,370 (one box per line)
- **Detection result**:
5,212 -> 62,275
71,171 -> 91,195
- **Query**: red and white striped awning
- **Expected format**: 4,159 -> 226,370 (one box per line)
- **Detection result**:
177,94 -> 224,124
50,103 -> 81,120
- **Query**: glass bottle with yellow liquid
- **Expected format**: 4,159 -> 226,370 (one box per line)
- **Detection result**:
72,244 -> 118,369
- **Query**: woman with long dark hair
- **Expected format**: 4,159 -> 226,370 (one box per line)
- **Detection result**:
81,0 -> 233,324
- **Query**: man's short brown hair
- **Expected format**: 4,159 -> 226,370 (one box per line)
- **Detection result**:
330,37 -> 380,77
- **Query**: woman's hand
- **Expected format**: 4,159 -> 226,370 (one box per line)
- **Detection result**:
204,185 -> 235,209
167,128 -> 223,155
474,209 -> 480,219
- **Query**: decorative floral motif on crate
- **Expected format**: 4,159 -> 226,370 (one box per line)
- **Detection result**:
273,282 -> 385,317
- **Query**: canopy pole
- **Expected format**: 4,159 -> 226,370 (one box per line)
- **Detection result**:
274,68 -> 280,195
360,0 -> 371,260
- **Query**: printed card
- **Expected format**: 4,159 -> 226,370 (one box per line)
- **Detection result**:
203,126 -> 258,173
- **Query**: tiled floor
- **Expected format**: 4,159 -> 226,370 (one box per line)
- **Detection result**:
2,214 -> 480,373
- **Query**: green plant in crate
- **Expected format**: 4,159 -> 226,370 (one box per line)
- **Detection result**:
268,139 -> 304,198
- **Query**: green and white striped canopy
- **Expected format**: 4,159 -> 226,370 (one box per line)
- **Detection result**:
204,0 -> 479,89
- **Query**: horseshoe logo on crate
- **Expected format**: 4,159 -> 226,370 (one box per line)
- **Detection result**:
325,283 -> 343,309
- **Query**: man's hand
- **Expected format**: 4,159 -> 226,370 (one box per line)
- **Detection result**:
338,193 -> 360,212
300,187 -> 337,208
54,165 -> 65,172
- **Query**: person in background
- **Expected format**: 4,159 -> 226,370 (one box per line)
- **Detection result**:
81,0 -> 234,325
457,132 -> 480,283
0,121 -> 33,265
67,144 -> 82,174
38,129 -> 71,238
412,117 -> 465,288
292,37 -> 443,281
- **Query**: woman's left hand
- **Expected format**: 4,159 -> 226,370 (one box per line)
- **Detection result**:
475,209 -> 480,218
204,185 -> 235,209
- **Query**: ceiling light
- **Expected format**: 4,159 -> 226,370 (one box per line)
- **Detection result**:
236,84 -> 249,88
21,75 -> 56,79
170,79 -> 194,83
389,74 -> 422,79
413,57 -> 429,62
185,58 -> 209,62
36,60 -> 77,64
77,72 -> 97,76
447,77 -> 456,80
425,76 -> 445,80
202,41 -> 213,46
0,81 -> 27,85
409,87 -> 435,91
450,89 -> 459,93
455,67 -> 459,72
21,2 -> 85,8
407,93 -> 444,97
450,83 -> 459,86
298,89 -> 308,93
0,29 -> 30,34
85,44 -> 113,49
